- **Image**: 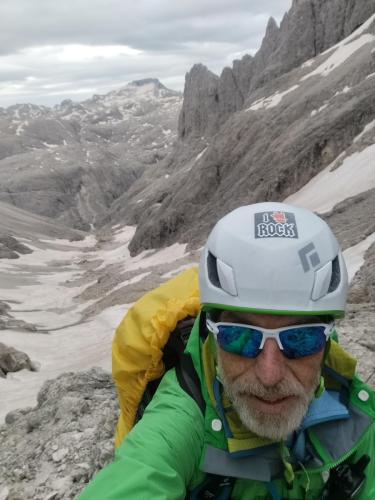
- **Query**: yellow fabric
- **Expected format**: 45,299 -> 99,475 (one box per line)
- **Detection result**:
326,339 -> 357,379
112,267 -> 200,448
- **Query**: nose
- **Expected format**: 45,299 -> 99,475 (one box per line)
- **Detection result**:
254,339 -> 287,387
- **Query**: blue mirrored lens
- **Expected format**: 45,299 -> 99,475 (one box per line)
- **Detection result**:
217,325 -> 262,357
280,326 -> 326,359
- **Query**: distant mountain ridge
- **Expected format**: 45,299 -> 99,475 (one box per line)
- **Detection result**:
0,79 -> 182,230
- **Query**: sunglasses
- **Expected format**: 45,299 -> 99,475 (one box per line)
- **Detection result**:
206,318 -> 334,359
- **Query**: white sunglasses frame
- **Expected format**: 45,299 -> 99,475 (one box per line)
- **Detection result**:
206,318 -> 335,352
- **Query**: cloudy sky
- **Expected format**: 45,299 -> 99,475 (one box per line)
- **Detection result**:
0,0 -> 292,108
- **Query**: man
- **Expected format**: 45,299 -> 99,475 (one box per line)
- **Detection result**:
80,202 -> 374,499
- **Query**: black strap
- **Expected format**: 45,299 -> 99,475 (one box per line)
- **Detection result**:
175,352 -> 205,414
189,474 -> 235,499
199,311 -> 208,340
321,454 -> 371,499
176,314 -> 235,499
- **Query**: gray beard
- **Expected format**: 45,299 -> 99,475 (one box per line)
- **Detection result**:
218,357 -> 320,441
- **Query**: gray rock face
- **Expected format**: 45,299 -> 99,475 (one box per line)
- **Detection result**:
178,64 -> 220,139
0,368 -> 118,499
0,200 -> 84,242
337,303 -> 375,385
0,343 -> 37,378
217,67 -> 245,124
0,80 -> 182,230
178,0 -> 375,140
323,189 -> 375,251
349,243 -> 375,303
269,0 -> 375,76
232,54 -> 254,101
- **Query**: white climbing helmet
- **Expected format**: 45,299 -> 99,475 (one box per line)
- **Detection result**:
199,202 -> 348,318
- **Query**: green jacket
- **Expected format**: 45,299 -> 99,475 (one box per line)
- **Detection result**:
80,317 -> 375,499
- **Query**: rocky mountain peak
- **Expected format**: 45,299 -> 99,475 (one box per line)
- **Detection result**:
257,15 -> 281,64
265,16 -> 279,38
129,78 -> 167,89
178,0 -> 375,141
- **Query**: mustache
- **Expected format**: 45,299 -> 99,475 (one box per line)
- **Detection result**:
227,374 -> 307,402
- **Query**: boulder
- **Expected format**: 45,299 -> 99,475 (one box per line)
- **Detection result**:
0,343 -> 37,376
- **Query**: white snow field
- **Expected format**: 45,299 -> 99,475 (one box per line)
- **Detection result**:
284,143 -> 375,213
0,304 -> 127,420
0,227 -> 191,422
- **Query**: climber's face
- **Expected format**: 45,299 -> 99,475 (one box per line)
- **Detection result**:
216,311 -> 324,441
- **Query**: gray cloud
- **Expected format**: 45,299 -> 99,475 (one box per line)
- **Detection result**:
0,0 -> 292,106
0,1 -> 290,54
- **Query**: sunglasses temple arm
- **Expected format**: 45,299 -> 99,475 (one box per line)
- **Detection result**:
206,319 -> 219,335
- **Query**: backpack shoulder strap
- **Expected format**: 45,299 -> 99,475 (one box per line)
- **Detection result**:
176,353 -> 235,499
175,352 -> 205,414
188,474 -> 235,499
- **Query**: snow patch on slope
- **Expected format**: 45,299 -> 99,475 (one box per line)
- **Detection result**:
246,85 -> 299,111
311,103 -> 328,116
284,144 -> 375,213
302,33 -> 375,81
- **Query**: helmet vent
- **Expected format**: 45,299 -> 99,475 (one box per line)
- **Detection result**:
328,256 -> 341,293
207,251 -> 221,289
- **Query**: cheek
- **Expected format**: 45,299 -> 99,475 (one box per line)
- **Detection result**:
218,348 -> 255,380
287,352 -> 324,388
